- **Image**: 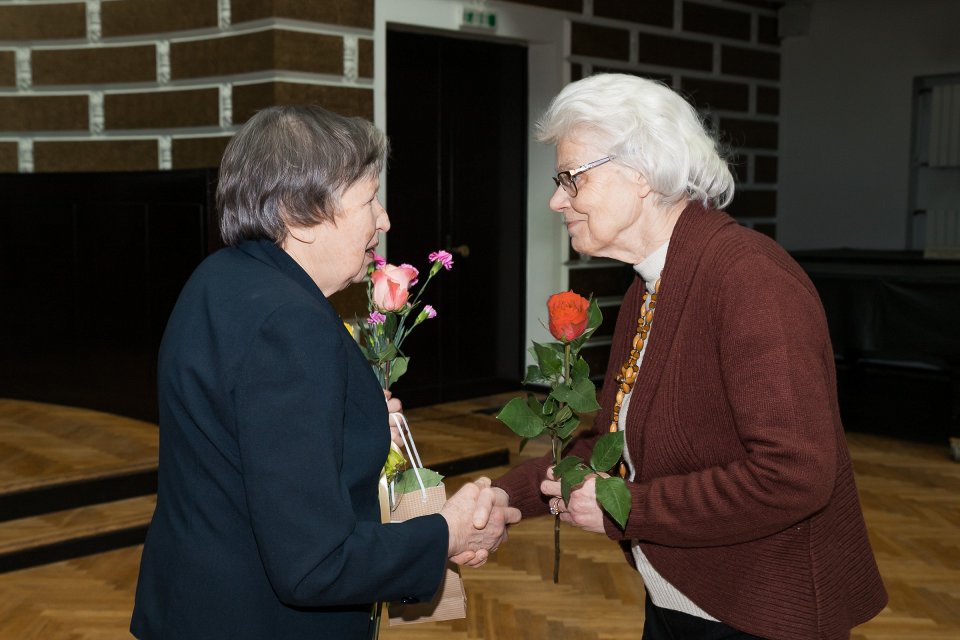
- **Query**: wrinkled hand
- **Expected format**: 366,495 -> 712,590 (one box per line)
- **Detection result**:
383,390 -> 403,448
441,477 -> 521,568
540,468 -> 605,534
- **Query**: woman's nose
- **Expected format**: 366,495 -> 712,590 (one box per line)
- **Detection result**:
548,184 -> 570,212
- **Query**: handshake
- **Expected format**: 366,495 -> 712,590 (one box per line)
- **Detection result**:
439,477 -> 521,568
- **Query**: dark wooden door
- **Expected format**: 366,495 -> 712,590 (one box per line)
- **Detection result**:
0,170 -> 216,421
386,29 -> 527,407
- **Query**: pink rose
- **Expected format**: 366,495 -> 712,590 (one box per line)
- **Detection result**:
371,264 -> 419,311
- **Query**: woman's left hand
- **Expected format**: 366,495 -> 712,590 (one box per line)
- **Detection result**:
383,390 -> 403,448
540,469 -> 606,534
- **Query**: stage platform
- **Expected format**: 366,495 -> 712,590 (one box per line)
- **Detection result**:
0,395 -> 514,573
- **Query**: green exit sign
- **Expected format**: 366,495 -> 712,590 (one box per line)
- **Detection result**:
461,7 -> 497,30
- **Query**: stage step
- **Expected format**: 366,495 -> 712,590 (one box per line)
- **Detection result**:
0,495 -> 156,573
0,394 -> 518,573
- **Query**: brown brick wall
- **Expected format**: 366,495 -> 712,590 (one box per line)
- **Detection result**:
359,39 -> 374,79
727,189 -> 777,217
0,142 -> 18,173
571,23 -> 630,61
638,33 -> 713,71
681,77 -> 750,112
501,0 -> 584,13
172,136 -> 233,170
0,3 -> 86,40
32,46 -> 158,86
754,155 -> 778,183
275,31 -> 343,75
0,51 -> 15,87
720,117 -> 778,149
757,85 -> 780,114
594,0 -> 673,28
722,46 -> 780,79
233,82 -> 373,123
172,30 -> 342,80
34,140 -> 158,173
0,95 -> 88,132
568,0 -> 782,239
233,0 -> 375,29
683,2 -> 752,41
101,0 -> 219,37
758,15 -> 780,45
105,89 -> 220,130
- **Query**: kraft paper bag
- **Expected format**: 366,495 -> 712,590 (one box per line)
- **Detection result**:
387,482 -> 467,626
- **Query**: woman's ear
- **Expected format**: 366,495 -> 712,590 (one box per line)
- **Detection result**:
637,173 -> 653,199
285,223 -> 317,245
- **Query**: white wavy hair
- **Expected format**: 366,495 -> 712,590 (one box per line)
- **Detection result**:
537,73 -> 734,209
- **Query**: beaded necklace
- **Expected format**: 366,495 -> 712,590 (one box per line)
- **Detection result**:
609,276 -> 660,477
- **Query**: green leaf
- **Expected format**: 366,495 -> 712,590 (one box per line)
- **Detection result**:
387,357 -> 409,385
526,394 -> 543,416
552,455 -> 582,479
384,312 -> 399,339
560,466 -> 590,504
596,476 -> 631,529
590,431 -> 625,473
518,437 -> 529,454
542,395 -> 556,415
522,364 -> 547,385
395,467 -> 444,493
587,298 -> 603,331
496,397 -> 546,438
555,414 -> 580,440
554,405 -> 573,425
550,377 -> 601,413
570,356 -> 590,383
533,341 -> 563,377
375,342 -> 398,363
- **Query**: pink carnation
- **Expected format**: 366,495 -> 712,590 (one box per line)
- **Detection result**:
429,250 -> 454,271
367,311 -> 386,325
423,305 -> 437,319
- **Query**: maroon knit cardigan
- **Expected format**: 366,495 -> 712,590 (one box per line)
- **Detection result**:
493,203 -> 887,639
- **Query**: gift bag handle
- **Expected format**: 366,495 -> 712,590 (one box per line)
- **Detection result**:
390,412 -> 428,502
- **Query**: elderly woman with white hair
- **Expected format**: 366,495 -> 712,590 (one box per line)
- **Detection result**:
483,74 -> 887,639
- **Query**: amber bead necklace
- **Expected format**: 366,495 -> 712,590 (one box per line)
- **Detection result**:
609,275 -> 661,476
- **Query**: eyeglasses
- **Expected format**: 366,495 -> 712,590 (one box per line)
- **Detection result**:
552,156 -> 615,197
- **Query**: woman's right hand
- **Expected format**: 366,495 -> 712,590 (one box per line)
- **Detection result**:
440,477 -> 521,567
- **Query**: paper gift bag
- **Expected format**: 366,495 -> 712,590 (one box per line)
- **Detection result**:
385,413 -> 467,626
388,483 -> 467,625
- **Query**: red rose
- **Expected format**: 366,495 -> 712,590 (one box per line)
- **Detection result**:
547,291 -> 590,342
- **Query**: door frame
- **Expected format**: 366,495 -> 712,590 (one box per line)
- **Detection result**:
374,0 -> 568,364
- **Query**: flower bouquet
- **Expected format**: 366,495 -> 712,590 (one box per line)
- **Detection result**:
496,291 -> 631,583
354,250 -> 465,634
356,249 -> 454,499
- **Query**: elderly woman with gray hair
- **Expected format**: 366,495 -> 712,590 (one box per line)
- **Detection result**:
130,105 -> 519,640
480,74 -> 887,638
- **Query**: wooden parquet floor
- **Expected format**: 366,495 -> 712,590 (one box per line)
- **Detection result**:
0,399 -> 159,494
0,396 -> 958,639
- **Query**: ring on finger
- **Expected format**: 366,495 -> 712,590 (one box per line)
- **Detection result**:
549,496 -> 562,515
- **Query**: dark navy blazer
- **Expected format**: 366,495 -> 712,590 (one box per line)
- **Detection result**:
131,239 -> 448,639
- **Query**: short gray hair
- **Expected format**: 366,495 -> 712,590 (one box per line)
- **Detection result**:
537,74 -> 734,209
217,105 -> 388,246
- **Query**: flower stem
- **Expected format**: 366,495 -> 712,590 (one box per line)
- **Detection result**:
554,513 -> 561,584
